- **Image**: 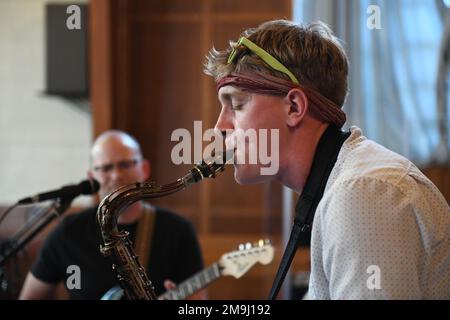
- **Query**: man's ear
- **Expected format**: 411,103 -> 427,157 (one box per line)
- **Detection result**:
141,159 -> 151,181
87,170 -> 100,203
284,88 -> 308,127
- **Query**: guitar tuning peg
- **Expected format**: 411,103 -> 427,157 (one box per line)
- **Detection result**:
238,244 -> 245,251
245,242 -> 252,250
258,239 -> 265,247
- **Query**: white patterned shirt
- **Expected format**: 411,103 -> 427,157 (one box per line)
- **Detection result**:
308,126 -> 450,299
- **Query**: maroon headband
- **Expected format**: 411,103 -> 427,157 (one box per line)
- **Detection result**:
217,72 -> 346,128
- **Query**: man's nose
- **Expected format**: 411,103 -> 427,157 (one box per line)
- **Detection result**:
214,109 -> 233,134
109,165 -> 124,181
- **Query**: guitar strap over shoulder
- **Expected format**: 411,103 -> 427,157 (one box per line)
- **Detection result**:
268,125 -> 350,300
134,203 -> 156,270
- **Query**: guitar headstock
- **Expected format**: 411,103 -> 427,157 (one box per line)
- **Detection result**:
219,239 -> 274,279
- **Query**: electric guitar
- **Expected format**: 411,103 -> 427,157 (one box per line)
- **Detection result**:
101,239 -> 274,300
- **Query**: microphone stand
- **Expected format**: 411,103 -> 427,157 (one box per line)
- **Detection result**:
0,197 -> 74,296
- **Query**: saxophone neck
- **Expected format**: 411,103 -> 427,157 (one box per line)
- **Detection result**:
182,149 -> 234,185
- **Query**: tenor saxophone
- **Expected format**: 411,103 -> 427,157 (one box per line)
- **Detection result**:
96,150 -> 232,300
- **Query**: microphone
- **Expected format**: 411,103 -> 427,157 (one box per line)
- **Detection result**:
18,179 -> 100,204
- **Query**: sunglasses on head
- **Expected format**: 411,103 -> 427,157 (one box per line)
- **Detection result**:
227,36 -> 300,85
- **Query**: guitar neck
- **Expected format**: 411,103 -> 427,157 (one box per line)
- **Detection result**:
159,262 -> 221,300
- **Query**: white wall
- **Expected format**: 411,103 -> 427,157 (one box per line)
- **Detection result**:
0,0 -> 93,206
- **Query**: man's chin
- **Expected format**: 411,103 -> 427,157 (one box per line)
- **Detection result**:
233,165 -> 267,185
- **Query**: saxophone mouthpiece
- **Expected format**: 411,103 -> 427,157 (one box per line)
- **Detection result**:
186,149 -> 234,183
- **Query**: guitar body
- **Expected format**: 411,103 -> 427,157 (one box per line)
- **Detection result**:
101,286 -> 124,300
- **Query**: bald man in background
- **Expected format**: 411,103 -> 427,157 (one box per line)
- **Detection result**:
19,130 -> 205,300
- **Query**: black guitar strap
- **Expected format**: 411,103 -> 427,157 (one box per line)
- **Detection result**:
268,125 -> 351,300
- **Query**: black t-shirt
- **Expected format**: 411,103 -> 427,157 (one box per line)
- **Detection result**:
31,206 -> 203,300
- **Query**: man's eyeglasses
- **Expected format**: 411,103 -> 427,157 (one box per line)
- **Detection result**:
92,159 -> 140,174
227,36 -> 300,85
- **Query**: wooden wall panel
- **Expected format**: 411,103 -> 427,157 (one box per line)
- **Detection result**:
212,0 -> 288,13
130,20 -> 205,225
89,0 -> 291,299
89,0 -> 114,136
131,0 -> 202,15
421,166 -> 450,203
91,0 -> 290,235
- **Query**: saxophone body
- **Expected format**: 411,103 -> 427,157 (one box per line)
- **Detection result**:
97,151 -> 232,300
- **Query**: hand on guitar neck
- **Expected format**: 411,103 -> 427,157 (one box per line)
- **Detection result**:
101,239 -> 275,300
163,279 -> 206,300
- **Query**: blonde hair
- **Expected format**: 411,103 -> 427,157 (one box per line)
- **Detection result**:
204,20 -> 349,107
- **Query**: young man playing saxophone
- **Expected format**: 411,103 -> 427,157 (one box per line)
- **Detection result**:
205,19 -> 450,299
